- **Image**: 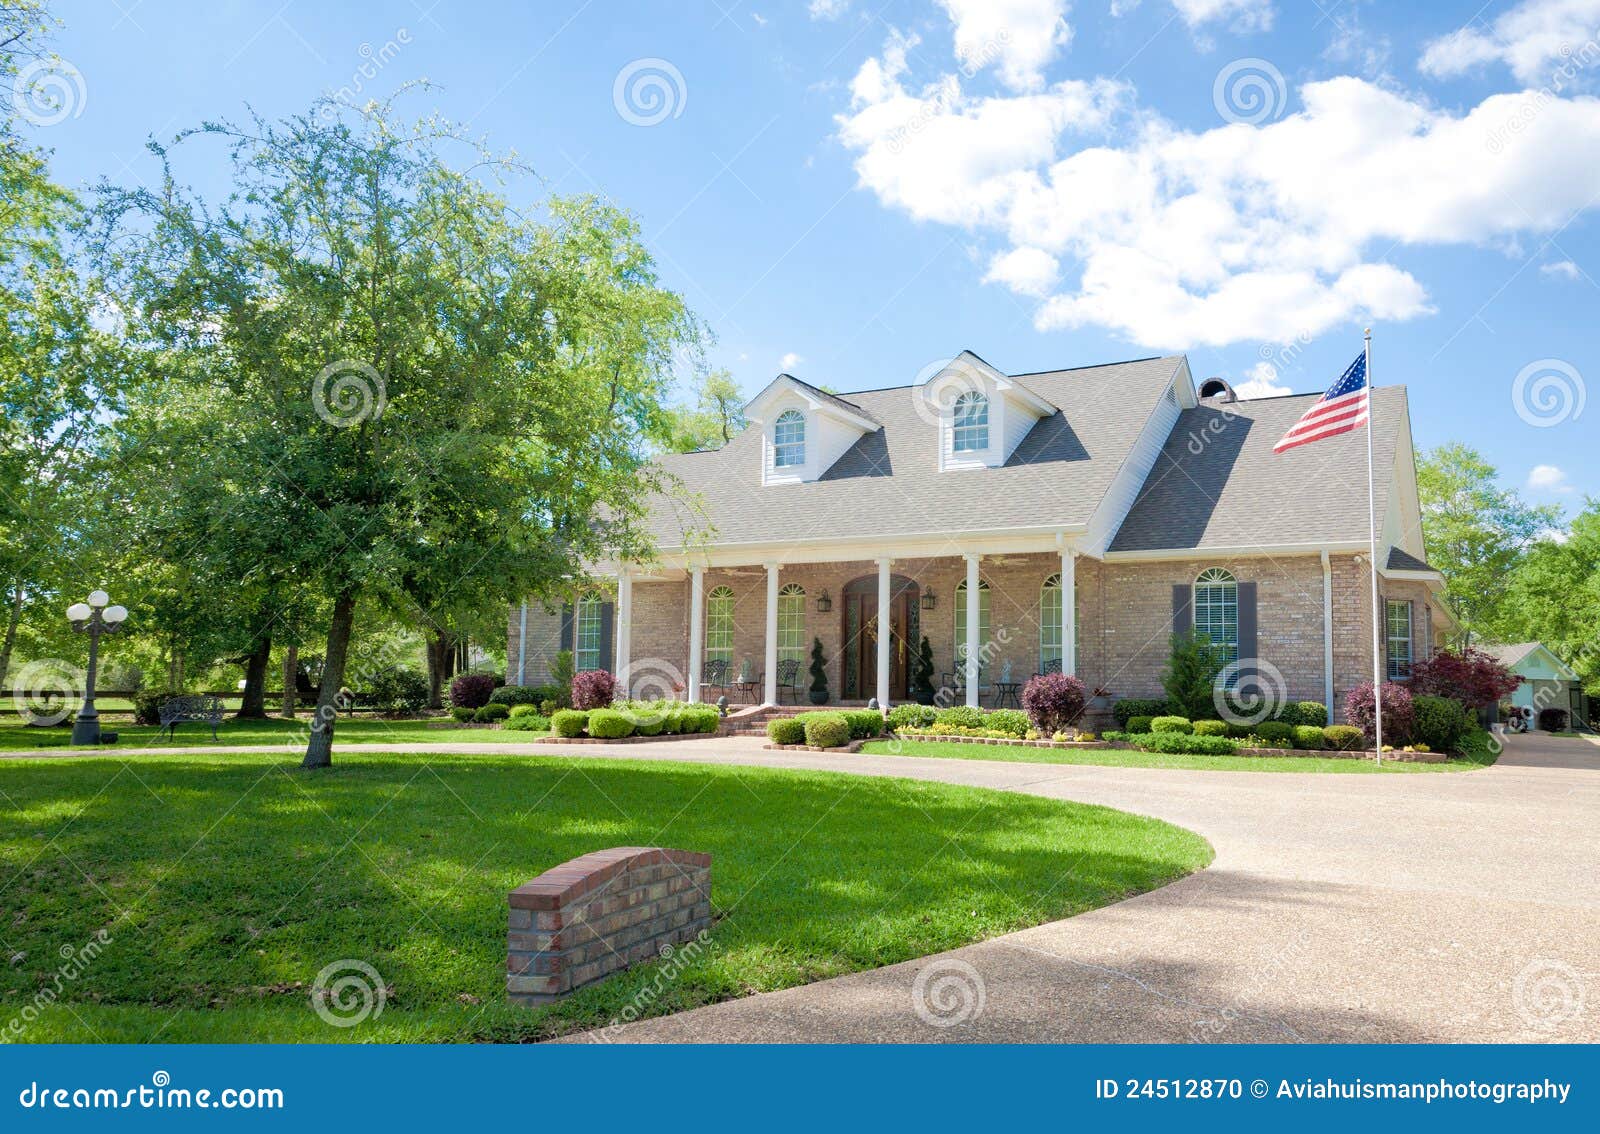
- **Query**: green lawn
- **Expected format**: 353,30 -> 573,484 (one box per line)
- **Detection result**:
0,750 -> 1208,1043
860,729 -> 1501,773
0,715 -> 536,752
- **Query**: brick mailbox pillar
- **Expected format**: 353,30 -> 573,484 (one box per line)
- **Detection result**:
506,846 -> 712,1006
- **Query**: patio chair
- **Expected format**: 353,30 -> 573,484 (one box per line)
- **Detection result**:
1033,657 -> 1062,679
700,658 -> 731,701
775,658 -> 803,704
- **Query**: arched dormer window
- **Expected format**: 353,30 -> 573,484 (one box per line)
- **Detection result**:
952,391 -> 989,452
773,410 -> 806,468
1193,568 -> 1239,670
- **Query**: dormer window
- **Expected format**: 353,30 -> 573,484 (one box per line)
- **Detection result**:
773,410 -> 806,468
952,391 -> 989,453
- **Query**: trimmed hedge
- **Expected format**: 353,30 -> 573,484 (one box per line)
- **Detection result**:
551,709 -> 589,738
472,703 -> 510,723
449,706 -> 475,723
886,703 -> 937,731
627,710 -> 665,737
1254,721 -> 1294,746
508,703 -> 543,719
1323,724 -> 1365,752
985,708 -> 1031,739
1413,695 -> 1471,752
1126,715 -> 1155,734
799,712 -> 851,749
1133,732 -> 1239,756
1192,719 -> 1229,737
933,705 -> 986,731
503,713 -> 550,732
587,708 -> 635,739
1283,701 -> 1329,728
1292,725 -> 1327,750
841,710 -> 885,739
767,717 -> 806,745
488,684 -> 560,707
1150,715 -> 1193,735
1113,698 -> 1170,727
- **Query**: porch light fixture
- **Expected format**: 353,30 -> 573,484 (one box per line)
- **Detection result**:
815,589 -> 832,613
921,589 -> 936,611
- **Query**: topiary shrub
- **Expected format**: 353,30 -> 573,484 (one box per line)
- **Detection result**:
1253,721 -> 1295,747
767,717 -> 806,745
1150,715 -> 1193,735
799,712 -> 850,748
472,702 -> 510,723
570,669 -> 617,711
1538,707 -> 1570,732
1192,719 -> 1229,737
1344,681 -> 1415,746
551,709 -> 589,738
449,706 -> 475,723
449,673 -> 496,710
1324,724 -> 1365,751
1293,724 -> 1327,750
1021,672 -> 1087,736
504,713 -> 550,732
586,708 -> 634,739
886,703 -> 937,731
1413,695 -> 1470,752
1133,732 -> 1238,756
1126,715 -> 1155,734
841,709 -> 885,739
1113,697 -> 1169,728
985,708 -> 1031,738
933,705 -> 986,731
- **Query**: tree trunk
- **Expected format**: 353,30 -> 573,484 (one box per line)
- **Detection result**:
302,590 -> 358,769
425,632 -> 447,710
281,644 -> 299,718
236,629 -> 272,718
0,582 -> 22,693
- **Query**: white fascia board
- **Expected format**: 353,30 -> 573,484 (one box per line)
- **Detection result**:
1104,541 -> 1368,562
651,525 -> 1088,568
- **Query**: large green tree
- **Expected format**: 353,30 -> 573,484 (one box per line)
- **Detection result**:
1500,502 -> 1600,694
102,97 -> 698,767
666,367 -> 746,452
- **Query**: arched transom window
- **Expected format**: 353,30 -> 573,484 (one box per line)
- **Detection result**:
705,585 -> 735,665
777,583 -> 806,665
1193,568 -> 1239,668
951,391 -> 989,452
773,410 -> 806,468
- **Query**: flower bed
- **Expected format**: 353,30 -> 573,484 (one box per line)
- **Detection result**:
889,733 -> 1444,762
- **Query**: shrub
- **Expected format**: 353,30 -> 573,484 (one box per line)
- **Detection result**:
768,717 -> 806,745
583,708 -> 632,739
1113,697 -> 1169,728
911,635 -> 937,705
1411,647 -> 1521,710
685,706 -> 721,734
1150,715 -> 1193,735
1162,630 -> 1228,720
841,709 -> 885,739
1253,721 -> 1295,747
985,708 -> 1031,739
1344,681 -> 1415,746
367,666 -> 430,713
1324,724 -> 1365,751
799,712 -> 850,748
808,637 -> 830,703
549,650 -> 576,707
570,669 -> 617,711
449,706 -> 475,723
133,690 -> 178,726
508,703 -> 542,718
1278,701 -> 1328,728
503,713 -> 550,732
1020,672 -> 1087,736
886,703 -> 937,731
551,709 -> 589,738
1413,695 -> 1471,753
472,703 -> 510,723
488,684 -> 560,707
933,705 -> 986,731
1126,715 -> 1155,734
627,710 -> 665,737
449,673 -> 496,710
1293,725 -> 1327,750
1133,732 -> 1238,756
1538,707 -> 1570,732
1192,719 -> 1229,737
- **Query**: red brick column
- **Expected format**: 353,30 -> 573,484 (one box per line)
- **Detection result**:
506,846 -> 712,1006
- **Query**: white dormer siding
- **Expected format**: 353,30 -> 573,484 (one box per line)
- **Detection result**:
927,352 -> 1055,471
745,374 -> 879,486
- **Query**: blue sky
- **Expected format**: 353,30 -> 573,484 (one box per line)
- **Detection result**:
24,0 -> 1599,521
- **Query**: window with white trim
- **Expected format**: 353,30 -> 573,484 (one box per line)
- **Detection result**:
1040,574 -> 1062,675
773,410 -> 805,468
954,578 -> 991,667
951,391 -> 989,453
575,594 -> 603,672
777,583 -> 806,666
1193,568 -> 1239,672
705,586 -> 735,666
1386,600 -> 1413,680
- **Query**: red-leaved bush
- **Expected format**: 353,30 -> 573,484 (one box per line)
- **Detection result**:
449,673 -> 496,710
1344,681 -> 1414,746
1021,672 -> 1087,735
1409,647 -> 1521,710
570,669 -> 617,711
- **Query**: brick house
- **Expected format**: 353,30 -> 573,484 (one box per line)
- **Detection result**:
508,352 -> 1453,722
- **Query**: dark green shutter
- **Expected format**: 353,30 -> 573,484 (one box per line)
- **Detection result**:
1171,585 -> 1192,636
1237,581 -> 1257,667
598,602 -> 615,673
558,604 -> 574,652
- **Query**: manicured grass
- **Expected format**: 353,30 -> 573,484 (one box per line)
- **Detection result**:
0,715 -> 538,752
861,728 -> 1501,773
0,750 -> 1208,1043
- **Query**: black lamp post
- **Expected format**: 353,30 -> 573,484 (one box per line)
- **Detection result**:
67,590 -> 128,745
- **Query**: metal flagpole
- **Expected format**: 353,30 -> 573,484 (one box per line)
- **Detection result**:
1364,328 -> 1383,764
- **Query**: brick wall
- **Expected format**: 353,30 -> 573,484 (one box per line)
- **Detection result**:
505,602 -> 566,687
506,847 -> 712,1006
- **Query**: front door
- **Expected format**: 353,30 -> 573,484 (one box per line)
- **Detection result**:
841,575 -> 920,701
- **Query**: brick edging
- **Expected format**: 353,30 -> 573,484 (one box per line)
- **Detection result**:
533,731 -> 721,745
762,739 -> 868,753
888,733 -> 1445,763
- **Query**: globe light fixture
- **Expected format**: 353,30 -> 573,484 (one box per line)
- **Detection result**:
65,591 -> 128,745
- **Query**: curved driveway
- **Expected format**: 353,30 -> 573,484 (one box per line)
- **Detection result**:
10,732 -> 1597,1042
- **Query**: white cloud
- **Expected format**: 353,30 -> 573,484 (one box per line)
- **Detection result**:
1419,0 -> 1600,86
837,23 -> 1600,348
1541,258 -> 1583,279
1527,463 -> 1575,492
808,0 -> 848,20
1233,361 -> 1292,398
1171,0 -> 1274,32
780,352 -> 804,370
937,0 -> 1072,92
983,246 -> 1060,295
1535,525 -> 1572,543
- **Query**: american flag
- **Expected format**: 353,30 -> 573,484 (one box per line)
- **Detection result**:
1272,352 -> 1369,454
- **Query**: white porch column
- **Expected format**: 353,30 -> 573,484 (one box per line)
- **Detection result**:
516,602 -> 529,685
687,566 -> 704,703
1061,548 -> 1077,677
1321,551 -> 1335,715
876,557 -> 892,710
764,562 -> 780,706
615,569 -> 633,697
964,553 -> 981,709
